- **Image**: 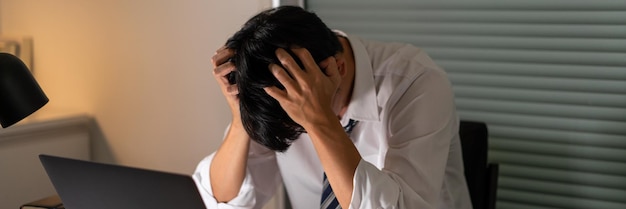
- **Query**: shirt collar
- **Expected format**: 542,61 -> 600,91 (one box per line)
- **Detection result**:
334,30 -> 380,122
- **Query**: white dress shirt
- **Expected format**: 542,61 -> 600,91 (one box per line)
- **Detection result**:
193,32 -> 472,209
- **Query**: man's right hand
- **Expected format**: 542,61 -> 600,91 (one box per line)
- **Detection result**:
212,46 -> 241,120
210,46 -> 253,202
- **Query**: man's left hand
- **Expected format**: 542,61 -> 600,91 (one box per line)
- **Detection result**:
264,47 -> 341,128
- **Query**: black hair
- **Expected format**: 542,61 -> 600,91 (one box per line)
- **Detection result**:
225,6 -> 342,152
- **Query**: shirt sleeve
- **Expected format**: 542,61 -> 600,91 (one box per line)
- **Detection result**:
192,130 -> 282,209
349,60 -> 460,209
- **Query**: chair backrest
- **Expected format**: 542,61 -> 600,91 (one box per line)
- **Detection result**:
459,121 -> 499,209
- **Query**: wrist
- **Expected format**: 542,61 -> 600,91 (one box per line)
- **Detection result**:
228,117 -> 249,135
301,109 -> 339,131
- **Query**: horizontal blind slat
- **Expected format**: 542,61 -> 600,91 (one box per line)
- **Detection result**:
490,137 -> 626,163
315,10 -> 626,24
423,47 -> 626,66
496,201 -> 561,209
311,0 -> 626,10
490,151 -> 626,175
499,177 -> 626,203
449,74 -> 626,94
456,98 -> 626,121
453,86 -> 626,108
329,22 -> 626,38
500,164 -> 626,190
497,189 -> 626,209
488,125 -> 626,149
442,60 -> 626,80
363,34 -> 626,53
459,111 -> 626,135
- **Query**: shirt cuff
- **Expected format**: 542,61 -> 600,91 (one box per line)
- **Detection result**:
192,153 -> 256,209
349,159 -> 400,209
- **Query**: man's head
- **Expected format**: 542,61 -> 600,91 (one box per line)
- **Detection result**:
226,6 -> 343,152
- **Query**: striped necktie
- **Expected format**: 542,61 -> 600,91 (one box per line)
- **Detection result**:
320,119 -> 358,209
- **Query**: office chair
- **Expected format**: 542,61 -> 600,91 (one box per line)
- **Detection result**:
459,120 -> 499,209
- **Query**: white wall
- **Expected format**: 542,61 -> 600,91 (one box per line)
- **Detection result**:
0,0 -> 271,174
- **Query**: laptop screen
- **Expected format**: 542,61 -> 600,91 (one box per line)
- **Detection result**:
40,154 -> 207,209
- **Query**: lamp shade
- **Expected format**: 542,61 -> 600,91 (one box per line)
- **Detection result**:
0,52 -> 49,128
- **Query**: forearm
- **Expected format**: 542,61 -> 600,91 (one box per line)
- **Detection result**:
210,120 -> 251,202
305,111 -> 363,208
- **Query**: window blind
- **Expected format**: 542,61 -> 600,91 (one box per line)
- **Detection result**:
307,1 -> 626,208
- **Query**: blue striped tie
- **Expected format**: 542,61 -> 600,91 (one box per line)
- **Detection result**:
321,119 -> 358,209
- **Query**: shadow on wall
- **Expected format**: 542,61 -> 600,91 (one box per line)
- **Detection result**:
88,119 -> 117,164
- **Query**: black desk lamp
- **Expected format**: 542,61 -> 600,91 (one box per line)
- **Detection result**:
0,52 -> 49,128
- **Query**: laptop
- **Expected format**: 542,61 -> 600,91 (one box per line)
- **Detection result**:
39,154 -> 207,209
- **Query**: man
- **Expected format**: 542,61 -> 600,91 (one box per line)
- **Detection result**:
194,6 -> 471,209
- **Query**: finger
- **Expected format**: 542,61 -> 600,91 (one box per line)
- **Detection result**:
275,48 -> 305,80
215,72 -> 234,91
264,86 -> 288,102
213,62 -> 236,77
212,47 -> 235,66
270,63 -> 297,91
226,84 -> 239,95
213,62 -> 237,92
291,47 -> 321,76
